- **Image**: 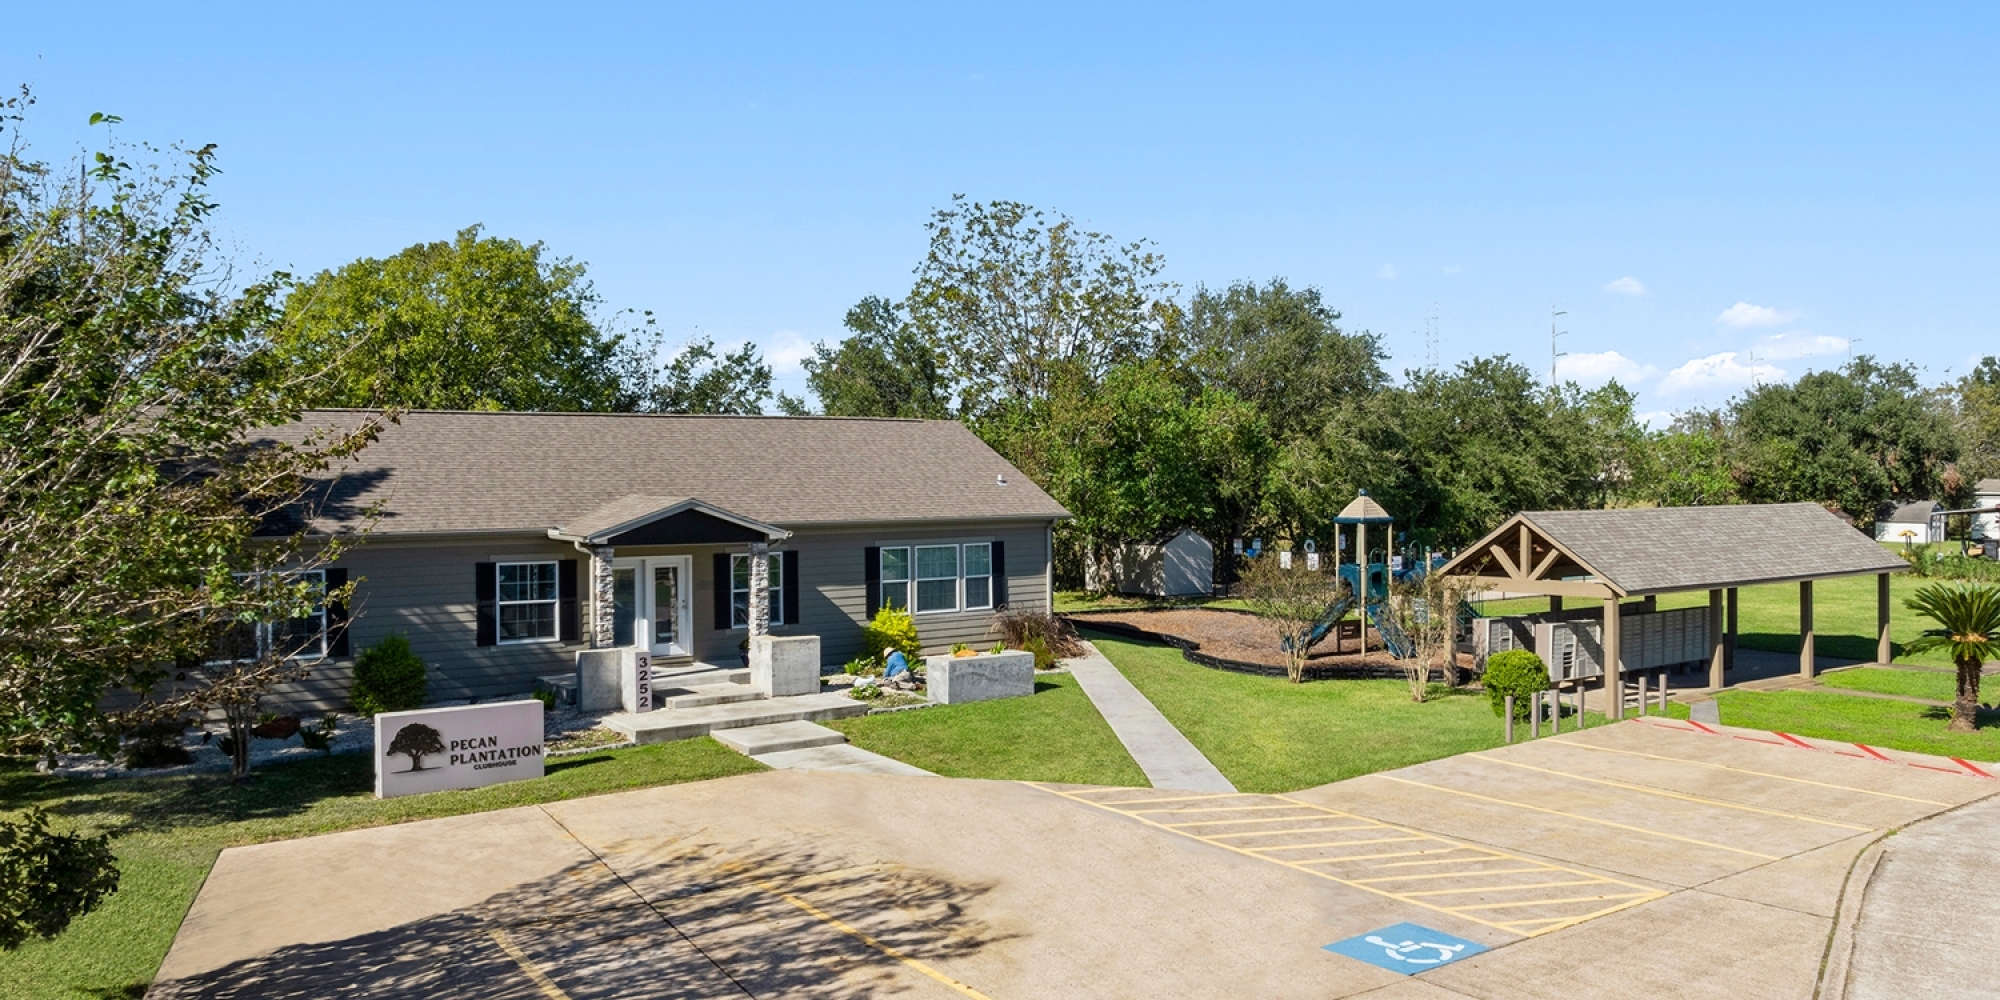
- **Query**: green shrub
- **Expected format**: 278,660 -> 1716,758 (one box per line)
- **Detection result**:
863,606 -> 922,661
1482,649 -> 1551,719
1022,635 -> 1055,671
351,634 -> 427,717
950,642 -> 972,655
844,655 -> 880,676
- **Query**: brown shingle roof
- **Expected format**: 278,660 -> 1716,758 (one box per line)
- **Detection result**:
1517,503 -> 1906,595
271,410 -> 1069,536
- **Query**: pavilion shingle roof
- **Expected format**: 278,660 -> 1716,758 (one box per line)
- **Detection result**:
269,410 -> 1068,536
1518,503 -> 1905,596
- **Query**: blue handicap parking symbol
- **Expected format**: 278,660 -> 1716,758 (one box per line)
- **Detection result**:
1324,922 -> 1488,974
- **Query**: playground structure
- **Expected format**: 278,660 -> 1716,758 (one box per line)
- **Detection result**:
1291,492 -> 1428,660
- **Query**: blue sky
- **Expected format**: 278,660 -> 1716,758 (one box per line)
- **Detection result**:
9,3 -> 1998,419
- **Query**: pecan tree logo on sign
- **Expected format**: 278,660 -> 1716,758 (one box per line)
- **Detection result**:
386,723 -> 446,772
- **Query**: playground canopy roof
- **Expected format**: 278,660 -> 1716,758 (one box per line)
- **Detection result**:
1334,494 -> 1395,524
1437,502 -> 1906,599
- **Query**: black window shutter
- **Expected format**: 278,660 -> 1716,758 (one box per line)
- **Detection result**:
713,553 -> 732,630
991,540 -> 1008,608
325,567 -> 351,657
475,562 -> 497,647
864,546 -> 880,620
782,550 -> 801,625
558,559 -> 579,643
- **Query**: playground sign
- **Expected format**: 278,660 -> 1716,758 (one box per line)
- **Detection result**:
1324,922 -> 1488,974
1307,552 -> 1321,571
374,700 -> 544,799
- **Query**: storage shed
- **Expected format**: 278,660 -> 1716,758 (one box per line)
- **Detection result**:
1084,529 -> 1215,598
1875,500 -> 1943,544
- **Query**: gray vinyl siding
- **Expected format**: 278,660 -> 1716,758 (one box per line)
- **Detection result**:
264,536 -> 585,713
259,520 -> 1054,714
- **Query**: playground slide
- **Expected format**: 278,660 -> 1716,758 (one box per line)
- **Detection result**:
1285,591 -> 1357,653
1367,601 -> 1416,659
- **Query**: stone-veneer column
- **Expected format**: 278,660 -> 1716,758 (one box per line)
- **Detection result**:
590,545 -> 616,648
748,541 -> 771,637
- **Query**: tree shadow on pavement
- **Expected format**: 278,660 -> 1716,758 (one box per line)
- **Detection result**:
147,840 -> 1012,999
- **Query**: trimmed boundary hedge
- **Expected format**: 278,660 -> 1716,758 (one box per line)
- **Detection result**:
1066,615 -> 1405,681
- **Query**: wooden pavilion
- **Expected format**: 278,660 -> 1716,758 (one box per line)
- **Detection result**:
1435,503 -> 1907,715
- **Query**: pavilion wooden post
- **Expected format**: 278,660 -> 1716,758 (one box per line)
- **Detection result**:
1602,596 -> 1623,719
1876,572 -> 1893,664
1725,588 -> 1739,672
1708,588 -> 1725,689
1799,580 -> 1815,679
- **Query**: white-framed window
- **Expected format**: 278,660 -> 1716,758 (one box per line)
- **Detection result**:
915,544 -> 960,614
730,553 -> 783,629
497,561 -> 559,643
880,543 -> 997,615
963,542 -> 993,610
879,546 -> 911,611
211,570 -> 327,662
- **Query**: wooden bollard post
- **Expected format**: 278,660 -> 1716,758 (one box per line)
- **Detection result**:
1530,693 -> 1541,739
1658,677 -> 1669,714
1505,696 -> 1515,744
1637,675 -> 1649,718
1551,689 -> 1561,733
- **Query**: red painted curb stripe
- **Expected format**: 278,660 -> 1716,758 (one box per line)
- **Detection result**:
1684,720 -> 1720,734
1912,764 -> 1964,774
1952,758 -> 1996,778
1855,744 -> 1894,762
1773,732 -> 1817,749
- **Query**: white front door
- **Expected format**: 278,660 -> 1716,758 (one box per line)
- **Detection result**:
610,556 -> 693,658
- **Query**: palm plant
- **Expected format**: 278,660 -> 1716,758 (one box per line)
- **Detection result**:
1903,584 -> 2000,733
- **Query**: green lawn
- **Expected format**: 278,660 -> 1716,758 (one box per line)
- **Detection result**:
1083,630 -> 1511,793
1473,574 -> 1963,668
831,672 -> 1147,786
1713,688 -> 2000,761
1820,666 -> 1960,702
0,739 -> 764,1000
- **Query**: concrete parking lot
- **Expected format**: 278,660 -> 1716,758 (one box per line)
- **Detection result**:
150,717 -> 1997,999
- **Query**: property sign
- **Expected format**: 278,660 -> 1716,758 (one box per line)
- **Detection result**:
374,700 -> 545,799
1306,552 -> 1321,571
623,649 -> 653,714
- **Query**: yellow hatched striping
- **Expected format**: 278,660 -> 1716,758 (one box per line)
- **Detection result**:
1032,784 -> 1667,938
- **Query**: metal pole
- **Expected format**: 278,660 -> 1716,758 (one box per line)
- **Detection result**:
1505,696 -> 1515,743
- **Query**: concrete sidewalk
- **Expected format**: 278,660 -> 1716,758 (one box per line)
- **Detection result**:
1828,791 -> 2000,1000
1064,641 -> 1234,792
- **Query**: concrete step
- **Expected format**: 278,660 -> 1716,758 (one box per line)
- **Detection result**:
603,691 -> 867,744
711,720 -> 847,755
663,684 -> 769,709
652,665 -> 749,687
752,743 -> 935,777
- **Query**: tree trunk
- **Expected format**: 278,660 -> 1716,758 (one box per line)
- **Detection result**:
226,703 -> 254,780
1952,656 -> 1982,733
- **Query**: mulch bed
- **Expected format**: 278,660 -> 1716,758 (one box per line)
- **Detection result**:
1065,607 -> 1474,681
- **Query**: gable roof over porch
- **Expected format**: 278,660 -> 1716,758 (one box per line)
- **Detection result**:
1437,502 -> 1906,598
548,496 -> 789,546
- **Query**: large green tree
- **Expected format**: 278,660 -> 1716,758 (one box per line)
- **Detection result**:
1,98 -> 372,945
1185,278 -> 1387,443
645,334 -> 776,415
904,196 -> 1179,417
1729,358 -> 1960,528
804,296 -> 952,418
1954,355 -> 2000,488
270,226 -> 653,411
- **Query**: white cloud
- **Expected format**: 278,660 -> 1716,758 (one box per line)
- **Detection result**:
762,331 -> 816,373
1753,330 -> 1845,361
1636,410 -> 1677,431
1376,263 -> 1398,279
1604,276 -> 1649,297
1715,301 -> 1798,328
1659,351 -> 1786,395
1555,350 -> 1658,387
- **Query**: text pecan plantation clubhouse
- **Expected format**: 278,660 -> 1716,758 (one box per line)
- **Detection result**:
257,410 -> 1070,711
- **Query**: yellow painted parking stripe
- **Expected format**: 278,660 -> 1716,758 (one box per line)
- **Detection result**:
751,876 -> 995,1000
1074,791 -> 1265,807
1467,754 -> 1874,831
1129,802 -> 1316,815
1540,739 -> 1953,806
1206,824 -> 1380,838
1166,814 -> 1339,828
1034,784 -> 1667,937
1350,867 -> 1550,884
1455,893 -> 1653,911
1253,836 -> 1429,852
1401,880 -> 1604,898
1369,776 -> 1782,861
488,927 -> 572,1000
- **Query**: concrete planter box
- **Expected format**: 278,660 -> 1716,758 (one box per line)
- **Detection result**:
751,635 -> 821,698
926,650 -> 1035,705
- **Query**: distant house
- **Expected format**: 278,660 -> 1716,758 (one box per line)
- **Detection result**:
250,410 -> 1069,711
1875,500 -> 1943,544
1083,529 -> 1215,598
1976,479 -> 2000,541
